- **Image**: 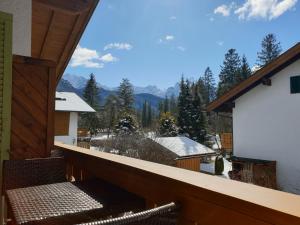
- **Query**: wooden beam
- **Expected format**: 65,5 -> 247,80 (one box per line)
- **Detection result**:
262,77 -> 272,86
35,0 -> 93,15
55,0 -> 99,84
39,11 -> 55,58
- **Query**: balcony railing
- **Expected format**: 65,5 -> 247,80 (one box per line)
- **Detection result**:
54,142 -> 300,225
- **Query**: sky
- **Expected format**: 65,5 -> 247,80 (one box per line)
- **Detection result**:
64,0 -> 300,89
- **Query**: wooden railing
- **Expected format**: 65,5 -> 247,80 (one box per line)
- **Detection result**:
55,142 -> 300,225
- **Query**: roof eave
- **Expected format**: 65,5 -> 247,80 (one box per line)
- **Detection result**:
207,42 -> 300,112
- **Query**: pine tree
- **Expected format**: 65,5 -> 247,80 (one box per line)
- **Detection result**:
257,33 -> 282,66
201,67 -> 216,105
240,55 -> 252,81
118,78 -> 135,114
190,84 -> 208,143
115,114 -> 138,136
177,78 -> 193,136
163,96 -> 169,113
169,94 -> 177,117
147,103 -> 152,127
158,112 -> 178,137
217,49 -> 241,97
83,73 -> 100,110
142,101 -> 147,128
158,101 -> 164,116
104,94 -> 119,137
80,73 -> 101,136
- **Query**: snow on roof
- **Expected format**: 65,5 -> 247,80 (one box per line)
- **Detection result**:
153,136 -> 215,157
55,92 -> 95,112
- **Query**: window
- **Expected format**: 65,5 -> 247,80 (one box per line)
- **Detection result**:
290,76 -> 300,94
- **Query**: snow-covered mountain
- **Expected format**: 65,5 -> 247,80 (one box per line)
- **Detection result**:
62,74 -> 180,97
133,85 -> 165,97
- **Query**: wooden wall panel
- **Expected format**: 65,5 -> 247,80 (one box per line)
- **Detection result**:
11,55 -> 56,159
176,157 -> 201,172
54,111 -> 70,136
221,133 -> 233,152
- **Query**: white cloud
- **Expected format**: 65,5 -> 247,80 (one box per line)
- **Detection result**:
214,4 -> 231,16
177,46 -> 186,51
100,53 -> 118,63
70,45 -> 119,68
104,43 -> 133,51
217,41 -> 224,46
169,16 -> 177,20
235,0 -> 297,20
70,45 -> 104,68
165,35 -> 175,41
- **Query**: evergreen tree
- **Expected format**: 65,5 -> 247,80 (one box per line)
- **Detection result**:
201,67 -> 216,105
104,94 -> 119,137
217,49 -> 241,97
177,78 -> 193,136
142,101 -> 147,128
190,84 -> 208,143
115,114 -> 138,136
169,94 -> 177,117
158,101 -> 164,116
163,96 -> 169,113
83,73 -> 100,109
257,33 -> 282,66
158,112 -> 178,137
240,55 -> 252,81
147,103 -> 152,127
81,73 -> 101,136
118,78 -> 135,114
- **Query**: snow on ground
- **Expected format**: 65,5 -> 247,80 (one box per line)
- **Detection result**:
152,136 -> 215,157
91,134 -> 114,141
200,157 -> 232,178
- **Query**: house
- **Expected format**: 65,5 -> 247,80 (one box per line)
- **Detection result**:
55,92 -> 95,145
0,1 -> 300,224
152,137 -> 216,171
207,43 -> 300,194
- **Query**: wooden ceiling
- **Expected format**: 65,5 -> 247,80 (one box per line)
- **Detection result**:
31,0 -> 99,85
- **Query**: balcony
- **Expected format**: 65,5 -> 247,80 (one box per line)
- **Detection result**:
54,142 -> 300,225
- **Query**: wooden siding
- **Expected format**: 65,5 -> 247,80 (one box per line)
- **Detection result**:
220,133 -> 233,152
175,157 -> 201,172
54,111 -> 70,136
55,143 -> 300,225
11,55 -> 56,159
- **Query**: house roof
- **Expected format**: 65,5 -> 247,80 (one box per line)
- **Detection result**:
55,92 -> 95,112
31,0 -> 99,85
153,137 -> 215,158
207,42 -> 300,112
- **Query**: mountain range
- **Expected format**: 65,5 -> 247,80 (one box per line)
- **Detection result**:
57,75 -> 177,111
62,73 -> 180,98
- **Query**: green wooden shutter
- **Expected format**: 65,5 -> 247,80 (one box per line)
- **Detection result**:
0,11 -> 12,225
0,11 -> 12,162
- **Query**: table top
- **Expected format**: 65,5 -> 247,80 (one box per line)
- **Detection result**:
6,182 -> 103,225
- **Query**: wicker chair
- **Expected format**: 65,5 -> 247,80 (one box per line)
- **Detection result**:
2,157 -> 66,191
2,157 -> 146,225
76,202 -> 180,225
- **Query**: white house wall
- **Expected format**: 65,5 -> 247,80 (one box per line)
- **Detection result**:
233,59 -> 300,194
0,0 -> 31,56
55,112 -> 78,146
